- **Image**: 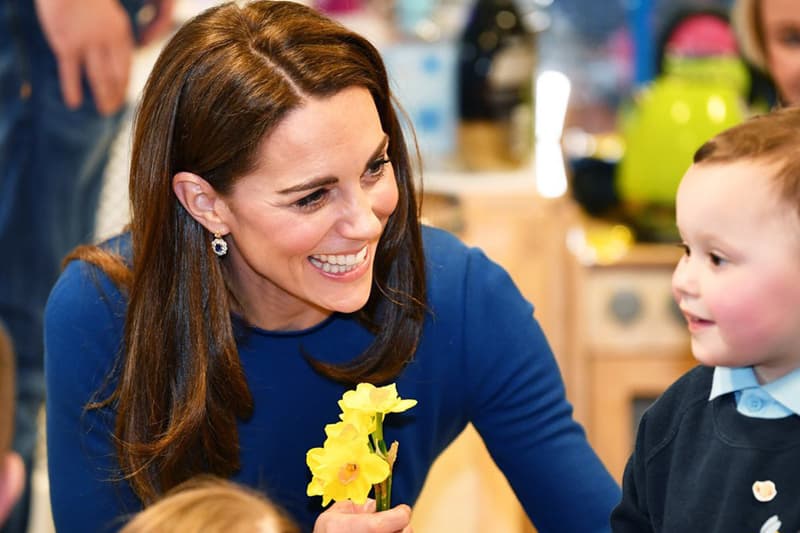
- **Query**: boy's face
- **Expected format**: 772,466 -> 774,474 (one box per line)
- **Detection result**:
672,160 -> 800,383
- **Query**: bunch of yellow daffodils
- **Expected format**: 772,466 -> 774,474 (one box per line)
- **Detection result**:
306,383 -> 417,511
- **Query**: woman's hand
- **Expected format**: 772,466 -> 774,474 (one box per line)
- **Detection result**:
313,499 -> 413,533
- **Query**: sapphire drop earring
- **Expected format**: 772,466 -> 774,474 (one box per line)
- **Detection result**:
211,232 -> 228,257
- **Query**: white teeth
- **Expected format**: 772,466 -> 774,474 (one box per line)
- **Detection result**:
310,246 -> 368,273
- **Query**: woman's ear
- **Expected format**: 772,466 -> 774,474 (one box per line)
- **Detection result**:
172,172 -> 231,234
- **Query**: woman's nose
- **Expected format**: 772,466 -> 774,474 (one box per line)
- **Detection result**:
339,189 -> 382,239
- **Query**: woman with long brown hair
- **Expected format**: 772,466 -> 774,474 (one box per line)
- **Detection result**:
44,1 -> 619,531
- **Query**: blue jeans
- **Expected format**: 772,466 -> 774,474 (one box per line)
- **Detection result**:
0,1 -> 141,531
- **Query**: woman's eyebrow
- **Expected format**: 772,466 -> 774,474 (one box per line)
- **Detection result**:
277,134 -> 390,195
277,176 -> 338,195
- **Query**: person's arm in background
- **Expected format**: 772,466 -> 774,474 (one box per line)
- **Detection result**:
0,324 -> 25,526
33,0 -> 176,116
138,0 -> 177,47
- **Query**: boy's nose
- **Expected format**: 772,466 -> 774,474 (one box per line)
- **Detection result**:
671,257 -> 697,300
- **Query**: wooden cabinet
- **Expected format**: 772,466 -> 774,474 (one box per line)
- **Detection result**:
411,179 -> 695,528
562,242 -> 695,482
413,175 -> 572,533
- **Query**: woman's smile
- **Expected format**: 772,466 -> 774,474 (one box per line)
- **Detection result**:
309,245 -> 369,276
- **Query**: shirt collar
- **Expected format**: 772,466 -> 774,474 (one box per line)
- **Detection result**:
710,366 -> 800,416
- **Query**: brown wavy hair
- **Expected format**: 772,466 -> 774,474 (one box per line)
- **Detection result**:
66,0 -> 426,504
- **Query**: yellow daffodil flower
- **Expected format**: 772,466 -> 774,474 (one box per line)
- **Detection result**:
338,383 -> 417,415
323,420 -> 368,446
307,382 -> 417,511
336,409 -> 376,436
306,439 -> 390,506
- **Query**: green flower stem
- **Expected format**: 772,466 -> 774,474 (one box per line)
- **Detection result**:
375,476 -> 391,511
384,472 -> 392,509
373,414 -> 387,454
372,413 -> 392,511
374,480 -> 385,511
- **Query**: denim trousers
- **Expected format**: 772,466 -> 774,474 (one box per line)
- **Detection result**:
0,1 -> 139,531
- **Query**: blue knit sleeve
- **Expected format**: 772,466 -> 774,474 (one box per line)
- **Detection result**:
44,259 -> 140,532
462,248 -> 621,532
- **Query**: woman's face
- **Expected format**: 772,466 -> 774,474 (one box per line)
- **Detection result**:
762,0 -> 800,105
218,87 -> 399,331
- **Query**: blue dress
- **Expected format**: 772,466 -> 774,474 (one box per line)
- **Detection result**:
45,226 -> 620,532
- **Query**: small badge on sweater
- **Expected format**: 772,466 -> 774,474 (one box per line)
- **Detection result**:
752,480 -> 777,502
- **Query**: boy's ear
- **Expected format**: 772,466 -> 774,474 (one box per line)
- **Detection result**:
172,172 -> 231,235
0,452 -> 24,526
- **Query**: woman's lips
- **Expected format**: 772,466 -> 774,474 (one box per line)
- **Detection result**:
308,245 -> 370,280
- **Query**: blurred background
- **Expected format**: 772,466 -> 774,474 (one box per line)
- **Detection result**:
30,0 -> 767,531
93,0 -> 754,249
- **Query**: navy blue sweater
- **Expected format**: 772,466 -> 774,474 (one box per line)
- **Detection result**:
612,365 -> 800,532
45,226 -> 619,532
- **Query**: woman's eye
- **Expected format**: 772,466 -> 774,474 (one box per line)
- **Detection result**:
294,188 -> 329,210
365,157 -> 390,178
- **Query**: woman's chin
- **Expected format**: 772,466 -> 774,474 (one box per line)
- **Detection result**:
329,295 -> 371,315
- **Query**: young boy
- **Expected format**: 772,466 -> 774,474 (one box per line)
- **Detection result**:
0,323 -> 24,526
611,106 -> 800,533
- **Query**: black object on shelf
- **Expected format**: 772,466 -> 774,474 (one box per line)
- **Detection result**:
457,0 -> 536,170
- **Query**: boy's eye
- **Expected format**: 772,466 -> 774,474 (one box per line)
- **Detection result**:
709,253 -> 726,266
678,243 -> 690,256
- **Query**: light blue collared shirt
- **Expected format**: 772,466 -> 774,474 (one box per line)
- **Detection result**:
709,366 -> 800,419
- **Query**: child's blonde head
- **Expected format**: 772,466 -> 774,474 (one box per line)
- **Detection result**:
121,476 -> 299,533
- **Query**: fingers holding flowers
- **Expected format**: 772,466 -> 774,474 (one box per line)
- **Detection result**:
312,500 -> 413,533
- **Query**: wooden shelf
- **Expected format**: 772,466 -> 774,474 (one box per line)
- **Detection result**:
563,240 -> 694,482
